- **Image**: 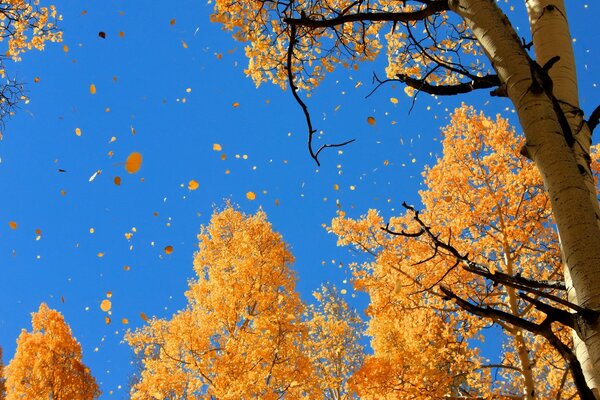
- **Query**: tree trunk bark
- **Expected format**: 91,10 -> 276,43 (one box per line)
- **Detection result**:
449,0 -> 600,393
525,1 -> 600,396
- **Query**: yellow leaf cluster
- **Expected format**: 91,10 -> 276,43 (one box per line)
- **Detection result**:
210,0 -> 484,92
329,106 -> 577,398
0,1 -> 62,63
126,208 -> 317,398
4,303 -> 100,400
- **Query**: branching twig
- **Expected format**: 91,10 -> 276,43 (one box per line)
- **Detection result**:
440,286 -> 595,400
286,25 -> 355,165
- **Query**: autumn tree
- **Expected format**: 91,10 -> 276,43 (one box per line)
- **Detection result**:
330,106 -> 592,399
304,284 -> 364,399
4,303 -> 100,400
209,0 -> 600,391
0,1 -> 61,131
126,207 -> 316,399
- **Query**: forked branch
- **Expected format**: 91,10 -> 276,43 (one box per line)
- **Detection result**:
286,24 -> 355,166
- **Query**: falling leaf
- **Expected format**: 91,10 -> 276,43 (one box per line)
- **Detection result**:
246,191 -> 256,200
9,221 -> 17,230
367,116 -> 376,125
390,97 -> 398,104
89,170 -> 101,182
114,176 -> 121,186
98,31 -> 106,39
100,299 -> 111,312
109,136 -> 117,143
105,316 -> 111,324
232,102 -> 240,108
97,252 -> 104,257
170,18 -> 176,25
140,312 -> 149,322
213,143 -> 222,151
121,318 -> 129,324
188,180 -> 199,191
119,31 -> 125,38
182,40 -> 188,49
75,128 -> 82,136
89,84 -> 96,94
62,44 -> 69,52
34,77 -> 40,83
124,152 -> 143,174
340,289 -> 347,295
333,184 -> 339,191
164,245 -> 174,254
106,291 -> 113,298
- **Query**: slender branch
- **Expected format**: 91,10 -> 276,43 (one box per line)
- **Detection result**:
286,25 -> 355,165
463,263 -> 566,291
396,73 -> 500,96
440,286 -> 595,400
588,104 -> 600,133
283,1 -> 449,28
518,292 -> 575,329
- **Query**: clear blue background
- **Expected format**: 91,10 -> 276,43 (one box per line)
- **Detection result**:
0,0 -> 597,397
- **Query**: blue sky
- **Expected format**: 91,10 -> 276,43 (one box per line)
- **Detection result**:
0,0 -> 597,397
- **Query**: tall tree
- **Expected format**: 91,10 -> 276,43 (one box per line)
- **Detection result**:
209,0 -> 600,390
304,284 -> 364,399
126,207 -> 316,399
330,106 -> 592,398
0,1 -> 61,131
4,303 -> 100,400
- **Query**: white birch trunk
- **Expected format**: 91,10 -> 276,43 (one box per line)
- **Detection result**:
449,0 -> 600,394
525,1 -> 600,395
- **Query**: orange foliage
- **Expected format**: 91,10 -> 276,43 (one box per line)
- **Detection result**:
126,207 -> 317,399
210,0 -> 480,91
304,284 -> 364,399
330,105 -> 577,398
0,1 -> 62,63
4,303 -> 100,400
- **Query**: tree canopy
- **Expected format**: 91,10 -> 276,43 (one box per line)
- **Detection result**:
4,303 -> 100,400
0,1 -> 61,130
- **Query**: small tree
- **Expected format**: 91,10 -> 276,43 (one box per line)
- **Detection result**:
4,303 -> 100,400
305,284 -> 365,399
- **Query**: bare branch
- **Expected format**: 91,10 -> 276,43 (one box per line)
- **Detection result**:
588,104 -> 600,133
284,1 -> 449,29
440,286 -> 596,400
396,73 -> 500,96
463,263 -> 566,291
286,25 -> 355,165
